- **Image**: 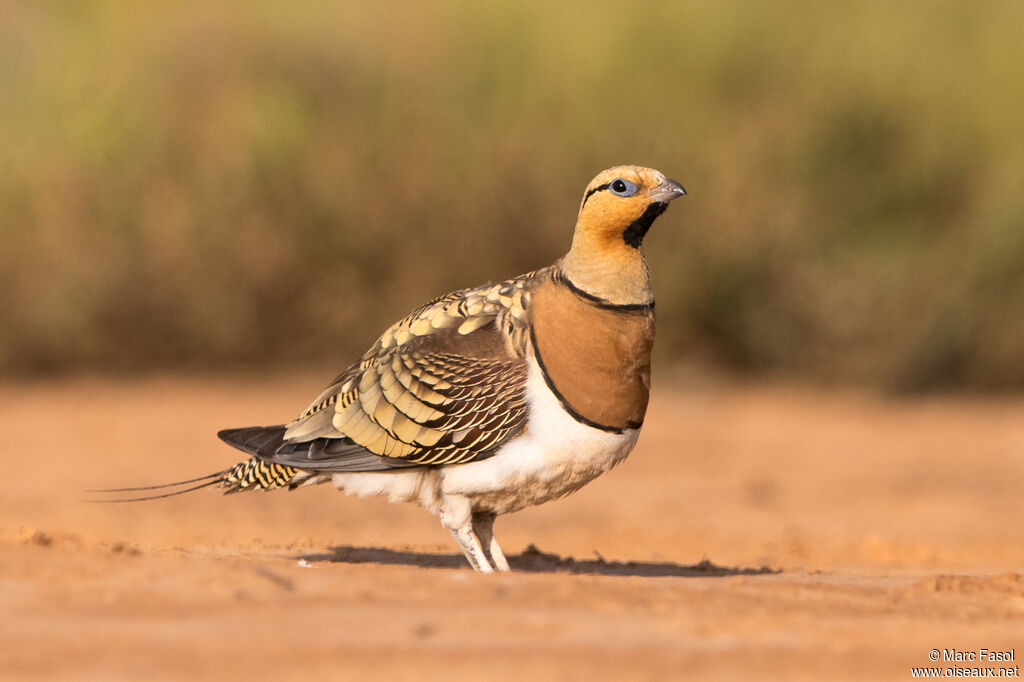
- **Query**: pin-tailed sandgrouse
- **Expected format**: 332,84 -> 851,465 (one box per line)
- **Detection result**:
111,166 -> 685,572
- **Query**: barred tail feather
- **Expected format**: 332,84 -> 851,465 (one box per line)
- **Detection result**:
216,424 -> 303,492
88,425 -> 306,502
87,458 -> 302,502
221,457 -> 300,493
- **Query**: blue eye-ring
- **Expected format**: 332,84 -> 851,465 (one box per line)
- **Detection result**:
609,178 -> 638,197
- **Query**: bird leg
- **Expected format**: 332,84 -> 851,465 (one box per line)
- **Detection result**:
471,511 -> 510,572
440,495 -> 494,572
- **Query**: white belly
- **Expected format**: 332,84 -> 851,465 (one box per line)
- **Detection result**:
440,359 -> 639,513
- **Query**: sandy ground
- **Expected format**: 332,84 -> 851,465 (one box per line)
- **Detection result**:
1,373 -> 1022,681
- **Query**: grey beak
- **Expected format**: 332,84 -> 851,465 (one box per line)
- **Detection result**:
649,178 -> 687,203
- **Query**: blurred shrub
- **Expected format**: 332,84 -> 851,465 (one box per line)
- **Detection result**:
1,1 -> 1021,389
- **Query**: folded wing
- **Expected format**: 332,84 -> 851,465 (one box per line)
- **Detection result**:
221,276 -> 536,472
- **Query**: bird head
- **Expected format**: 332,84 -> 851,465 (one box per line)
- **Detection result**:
561,165 -> 685,306
575,165 -> 686,250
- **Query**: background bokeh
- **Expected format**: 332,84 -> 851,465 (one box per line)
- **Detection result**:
2,1 -> 1022,390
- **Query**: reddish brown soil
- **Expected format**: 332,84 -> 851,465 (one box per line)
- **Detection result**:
1,374 -> 1022,680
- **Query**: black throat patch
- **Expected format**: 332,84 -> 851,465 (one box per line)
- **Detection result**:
622,202 -> 668,248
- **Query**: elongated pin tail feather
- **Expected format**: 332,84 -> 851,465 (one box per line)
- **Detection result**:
86,470 -> 230,494
86,478 -> 224,503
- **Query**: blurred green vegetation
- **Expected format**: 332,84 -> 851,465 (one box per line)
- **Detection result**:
1,1 -> 1022,390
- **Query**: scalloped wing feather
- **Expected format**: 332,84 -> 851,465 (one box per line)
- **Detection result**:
276,271 -> 539,469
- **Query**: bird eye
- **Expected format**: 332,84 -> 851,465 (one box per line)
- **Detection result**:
609,178 -> 638,197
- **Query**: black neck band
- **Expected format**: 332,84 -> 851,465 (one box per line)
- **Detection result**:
554,270 -> 654,312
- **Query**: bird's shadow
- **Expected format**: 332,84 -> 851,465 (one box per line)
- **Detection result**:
297,544 -> 777,577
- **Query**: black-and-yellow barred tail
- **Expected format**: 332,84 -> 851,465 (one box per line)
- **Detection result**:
221,457 -> 299,493
87,459 -> 301,502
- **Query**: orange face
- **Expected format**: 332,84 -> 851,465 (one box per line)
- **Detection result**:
575,165 -> 686,248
